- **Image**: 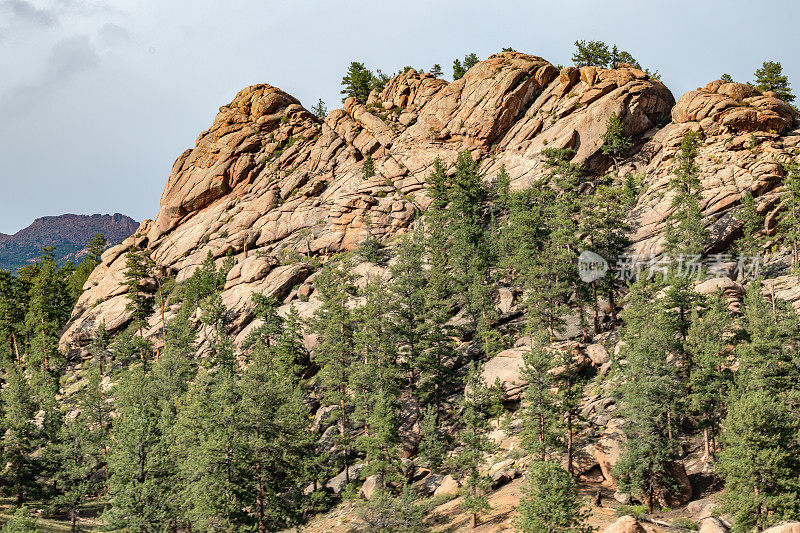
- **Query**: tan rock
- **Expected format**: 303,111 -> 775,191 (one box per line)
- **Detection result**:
595,419 -> 626,484
586,343 -> 610,365
603,516 -> 646,533
359,474 -> 382,500
699,517 -> 727,533
764,524 -> 800,533
433,475 -> 460,497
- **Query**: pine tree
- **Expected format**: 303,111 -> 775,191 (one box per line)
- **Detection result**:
241,316 -> 314,530
310,98 -> 327,119
0,270 -> 27,364
352,279 -> 402,485
580,174 -> 631,331
721,73 -> 734,82
310,262 -> 358,484
172,368 -> 249,531
122,245 -> 154,339
664,130 -> 707,258
49,364 -> 111,531
600,112 -> 632,172
736,280 -> 800,395
25,250 -> 71,371
685,292 -> 733,461
516,461 -> 592,533
524,149 -> 582,340
520,334 -> 559,461
0,370 -> 42,506
718,390 -> 800,532
352,484 -> 430,532
452,362 -> 495,528
614,282 -> 684,511
430,64 -> 443,78
341,62 -> 374,103
389,228 -> 431,394
453,59 -> 466,80
552,346 -> 585,475
734,191 -> 764,257
780,161 -> 800,268
1,506 -> 38,533
445,151 -> 498,353
68,233 -> 106,301
463,53 -> 479,70
572,40 -> 611,68
417,405 -> 446,471
754,60 -> 795,103
104,367 -> 176,531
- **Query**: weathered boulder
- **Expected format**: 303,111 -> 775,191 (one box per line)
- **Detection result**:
586,343 -> 610,366
699,517 -> 727,533
603,516 -> 646,533
359,474 -> 382,500
595,419 -> 626,484
433,475 -> 460,497
764,524 -> 800,533
326,463 -> 365,494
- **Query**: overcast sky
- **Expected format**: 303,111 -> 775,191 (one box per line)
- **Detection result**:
1,0 -> 798,234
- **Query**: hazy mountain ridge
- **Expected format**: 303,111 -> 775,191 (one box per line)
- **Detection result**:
0,213 -> 139,271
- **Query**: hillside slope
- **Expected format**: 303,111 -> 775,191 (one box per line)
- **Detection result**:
0,213 -> 139,271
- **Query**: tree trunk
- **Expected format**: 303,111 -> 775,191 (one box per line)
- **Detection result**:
256,462 -> 266,533
609,289 -> 618,326
566,413 -> 574,475
592,281 -> 600,335
703,428 -> 711,462
471,513 -> 477,529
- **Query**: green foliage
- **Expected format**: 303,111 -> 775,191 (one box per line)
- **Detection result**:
417,405 -> 447,470
341,61 -> 375,103
452,53 -> 479,80
614,279 -> 684,511
429,64 -> 443,78
718,390 -> 800,531
520,334 -> 559,460
780,161 -> 800,268
362,153 -> 375,180
734,191 -> 764,256
1,370 -> 42,506
1,507 -> 37,533
572,40 -> 611,67
601,112 -> 632,169
685,292 -> 733,456
311,98 -> 327,118
720,73 -> 734,82
754,60 -> 795,103
451,362 -> 495,528
664,130 -> 707,257
614,504 -> 649,520
670,517 -> 699,531
68,233 -> 106,301
516,461 -> 592,533
352,485 -> 430,532
122,245 -> 155,334
572,40 -> 657,76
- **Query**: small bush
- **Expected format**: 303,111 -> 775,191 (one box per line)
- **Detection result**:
670,517 -> 699,531
615,504 -> 648,521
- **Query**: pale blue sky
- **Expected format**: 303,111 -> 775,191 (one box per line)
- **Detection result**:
1,0 -> 798,233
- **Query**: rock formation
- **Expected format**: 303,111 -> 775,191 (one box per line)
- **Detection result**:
60,51 -> 799,367
59,51 -> 679,355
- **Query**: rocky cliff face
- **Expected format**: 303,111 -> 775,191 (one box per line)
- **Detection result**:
59,51 -> 798,356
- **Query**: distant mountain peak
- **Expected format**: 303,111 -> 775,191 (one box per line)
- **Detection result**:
0,213 -> 139,271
